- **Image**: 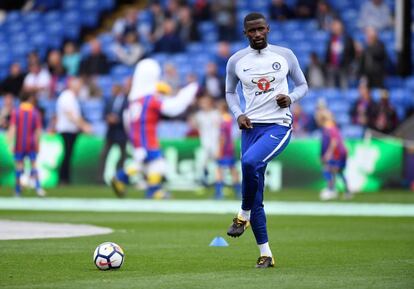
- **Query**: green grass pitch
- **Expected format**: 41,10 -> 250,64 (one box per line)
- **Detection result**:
0,187 -> 413,289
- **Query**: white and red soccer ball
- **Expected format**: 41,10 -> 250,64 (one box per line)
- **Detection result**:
93,242 -> 125,270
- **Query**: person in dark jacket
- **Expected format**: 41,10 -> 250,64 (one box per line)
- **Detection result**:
98,83 -> 128,183
1,62 -> 25,97
325,19 -> 355,89
358,27 -> 387,88
350,81 -> 377,129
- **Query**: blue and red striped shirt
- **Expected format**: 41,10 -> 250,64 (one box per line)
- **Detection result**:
321,124 -> 347,160
10,103 -> 42,153
219,113 -> 235,158
128,95 -> 162,150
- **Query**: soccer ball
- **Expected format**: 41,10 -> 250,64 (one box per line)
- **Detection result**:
93,242 -> 125,270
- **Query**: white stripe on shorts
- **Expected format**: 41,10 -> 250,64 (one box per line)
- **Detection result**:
262,128 -> 292,163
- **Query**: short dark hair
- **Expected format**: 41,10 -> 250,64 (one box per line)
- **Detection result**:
243,12 -> 266,27
20,91 -> 34,102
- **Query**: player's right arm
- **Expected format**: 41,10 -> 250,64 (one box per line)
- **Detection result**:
225,57 -> 252,129
160,82 -> 199,117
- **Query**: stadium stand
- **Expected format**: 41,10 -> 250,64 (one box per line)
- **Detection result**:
0,0 -> 412,140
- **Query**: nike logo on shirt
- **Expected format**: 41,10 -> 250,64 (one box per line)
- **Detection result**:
243,68 -> 253,72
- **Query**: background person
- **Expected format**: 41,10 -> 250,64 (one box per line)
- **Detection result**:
7,92 -> 45,197
55,77 -> 92,185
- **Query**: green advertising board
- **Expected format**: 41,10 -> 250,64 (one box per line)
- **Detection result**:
0,133 -> 402,192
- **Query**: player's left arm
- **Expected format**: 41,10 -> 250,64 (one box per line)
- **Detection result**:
323,138 -> 337,162
323,128 -> 338,162
34,112 -> 42,152
6,111 -> 16,151
277,49 -> 308,108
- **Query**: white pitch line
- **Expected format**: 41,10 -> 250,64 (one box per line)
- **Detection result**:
0,198 -> 413,217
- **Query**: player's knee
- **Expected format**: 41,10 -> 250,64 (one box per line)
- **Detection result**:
241,154 -> 258,172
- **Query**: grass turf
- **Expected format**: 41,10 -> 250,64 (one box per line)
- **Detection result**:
0,210 -> 413,289
1,185 -> 414,203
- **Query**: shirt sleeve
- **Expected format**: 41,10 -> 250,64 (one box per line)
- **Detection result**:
160,82 -> 198,117
286,49 -> 308,103
10,110 -> 16,126
35,110 -> 42,129
225,56 -> 243,120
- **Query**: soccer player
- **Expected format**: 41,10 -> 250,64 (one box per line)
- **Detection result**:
191,95 -> 221,187
7,92 -> 46,197
111,58 -> 198,198
225,12 -> 308,268
215,100 -> 241,199
316,109 -> 351,200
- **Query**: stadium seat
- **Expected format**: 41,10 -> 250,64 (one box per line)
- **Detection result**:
63,0 -> 78,10
335,112 -> 351,127
199,21 -> 218,43
389,88 -> 409,105
342,125 -> 364,139
110,65 -> 134,80
80,99 -> 104,122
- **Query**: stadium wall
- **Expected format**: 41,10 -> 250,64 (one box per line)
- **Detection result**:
0,133 -> 402,193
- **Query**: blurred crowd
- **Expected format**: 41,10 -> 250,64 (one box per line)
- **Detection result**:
0,0 -> 409,139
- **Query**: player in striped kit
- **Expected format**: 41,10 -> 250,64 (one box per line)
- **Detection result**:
8,92 -> 46,197
225,13 -> 308,268
317,109 -> 351,200
111,58 -> 199,198
214,100 -> 241,199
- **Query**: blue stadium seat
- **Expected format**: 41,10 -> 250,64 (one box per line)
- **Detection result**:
44,11 -> 61,24
152,53 -> 168,65
26,23 -> 43,34
335,113 -> 351,127
24,11 -> 42,24
63,0 -> 78,10
11,43 -> 30,59
342,125 -> 364,139
10,32 -> 28,45
343,88 -> 359,102
318,88 -> 342,100
80,99 -> 104,122
389,88 -> 409,105
329,99 -> 350,114
6,11 -> 21,23
405,76 -> 414,91
395,106 -> 405,121
230,42 -> 246,54
81,9 -> 100,27
187,43 -> 204,54
199,21 -> 218,43
111,65 -> 134,80
101,0 -> 115,9
81,0 -> 100,11
171,53 -> 189,65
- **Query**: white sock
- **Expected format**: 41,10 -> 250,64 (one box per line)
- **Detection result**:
238,209 -> 251,221
258,242 -> 272,257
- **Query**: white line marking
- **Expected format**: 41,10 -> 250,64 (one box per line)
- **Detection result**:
0,198 -> 413,217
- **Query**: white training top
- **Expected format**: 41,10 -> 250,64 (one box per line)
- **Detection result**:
194,109 -> 221,151
226,44 -> 308,125
56,89 -> 81,133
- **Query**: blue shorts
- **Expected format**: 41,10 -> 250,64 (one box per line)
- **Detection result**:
14,151 -> 37,162
144,150 -> 163,163
217,157 -> 236,168
327,158 -> 346,170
